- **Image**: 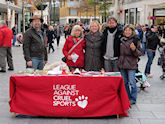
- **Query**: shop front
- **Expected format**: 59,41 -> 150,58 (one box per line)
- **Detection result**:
153,8 -> 165,25
124,8 -> 141,25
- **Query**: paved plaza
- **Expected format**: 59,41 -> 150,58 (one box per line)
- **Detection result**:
0,36 -> 165,124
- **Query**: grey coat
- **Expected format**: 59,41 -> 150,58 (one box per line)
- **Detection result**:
23,27 -> 48,62
84,31 -> 104,71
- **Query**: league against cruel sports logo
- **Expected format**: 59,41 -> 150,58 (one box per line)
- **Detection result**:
53,84 -> 88,109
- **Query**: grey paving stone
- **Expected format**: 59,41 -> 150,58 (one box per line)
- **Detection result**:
67,118 -> 109,124
0,118 -> 31,124
107,118 -> 140,124
29,118 -> 68,124
140,119 -> 165,124
152,112 -> 165,119
137,104 -> 165,112
128,111 -> 155,119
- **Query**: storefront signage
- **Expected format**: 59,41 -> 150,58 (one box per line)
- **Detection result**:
148,16 -> 156,20
155,9 -> 165,16
137,8 -> 142,11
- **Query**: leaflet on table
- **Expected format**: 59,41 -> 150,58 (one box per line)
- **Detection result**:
47,66 -> 62,75
103,72 -> 121,76
71,53 -> 79,63
81,71 -> 121,77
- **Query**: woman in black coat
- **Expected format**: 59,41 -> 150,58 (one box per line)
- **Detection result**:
84,21 -> 104,71
47,26 -> 55,53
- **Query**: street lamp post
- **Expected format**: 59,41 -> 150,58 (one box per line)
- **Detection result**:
22,0 -> 25,33
54,0 -> 56,24
94,0 -> 98,20
41,0 -> 43,19
48,0 -> 52,24
94,0 -> 96,20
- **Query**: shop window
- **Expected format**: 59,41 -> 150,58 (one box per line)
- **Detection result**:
69,9 -> 78,16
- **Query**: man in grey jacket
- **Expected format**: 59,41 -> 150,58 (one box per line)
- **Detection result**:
23,15 -> 48,70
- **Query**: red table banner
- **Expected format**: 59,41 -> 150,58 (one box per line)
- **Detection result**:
9,75 -> 130,117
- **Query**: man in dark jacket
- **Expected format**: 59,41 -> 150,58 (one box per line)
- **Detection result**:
102,17 -> 123,72
54,25 -> 62,47
23,15 -> 48,70
0,20 -> 14,72
12,24 -> 17,46
144,25 -> 161,77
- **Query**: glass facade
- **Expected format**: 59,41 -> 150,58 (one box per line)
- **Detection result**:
153,8 -> 165,25
124,0 -> 142,4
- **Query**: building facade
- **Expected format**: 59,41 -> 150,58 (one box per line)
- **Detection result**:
0,0 -> 22,31
109,0 -> 165,25
59,0 -> 100,25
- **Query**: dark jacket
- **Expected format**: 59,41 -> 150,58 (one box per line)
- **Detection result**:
118,35 -> 142,70
47,30 -> 55,43
102,26 -> 123,58
23,27 -> 48,62
54,28 -> 62,38
84,31 -> 104,71
146,30 -> 161,50
12,26 -> 17,35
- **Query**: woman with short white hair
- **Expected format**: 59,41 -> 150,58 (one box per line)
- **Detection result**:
62,25 -> 86,71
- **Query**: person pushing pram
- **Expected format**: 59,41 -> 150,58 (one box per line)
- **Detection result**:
136,58 -> 150,89
158,44 -> 165,80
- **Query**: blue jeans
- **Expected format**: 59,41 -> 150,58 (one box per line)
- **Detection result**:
120,69 -> 137,102
142,42 -> 146,55
26,57 -> 44,70
12,35 -> 16,46
144,50 -> 155,74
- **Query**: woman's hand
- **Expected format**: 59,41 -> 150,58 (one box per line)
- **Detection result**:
130,43 -> 136,51
67,55 -> 72,60
163,45 -> 165,49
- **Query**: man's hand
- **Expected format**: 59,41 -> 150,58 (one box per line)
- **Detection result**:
27,61 -> 32,67
44,61 -> 48,65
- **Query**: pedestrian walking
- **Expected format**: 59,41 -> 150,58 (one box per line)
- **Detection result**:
62,25 -> 85,71
47,25 -> 55,53
141,25 -> 148,55
64,25 -> 69,39
102,17 -> 123,72
12,24 -> 18,46
0,20 -> 14,72
23,15 -> 48,70
84,21 -> 104,71
144,25 -> 162,78
54,25 -> 61,47
118,24 -> 142,104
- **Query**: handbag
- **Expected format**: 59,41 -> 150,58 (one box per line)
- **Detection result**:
160,37 -> 165,44
62,38 -> 84,63
61,56 -> 67,63
157,57 -> 163,66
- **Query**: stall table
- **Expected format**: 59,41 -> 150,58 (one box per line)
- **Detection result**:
9,75 -> 130,117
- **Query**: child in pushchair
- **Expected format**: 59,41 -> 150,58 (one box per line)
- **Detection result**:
158,45 -> 165,80
135,58 -> 150,90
